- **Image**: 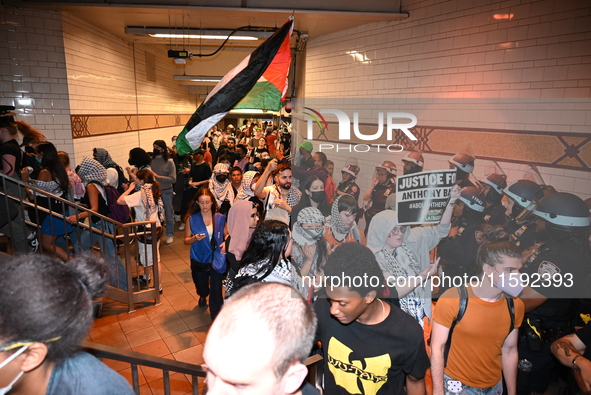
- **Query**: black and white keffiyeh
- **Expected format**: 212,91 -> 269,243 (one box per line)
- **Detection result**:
77,157 -> 108,186
209,163 -> 235,207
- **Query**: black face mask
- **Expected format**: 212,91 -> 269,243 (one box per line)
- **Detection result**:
153,149 -> 162,157
310,191 -> 325,204
216,175 -> 228,183
128,158 -> 135,166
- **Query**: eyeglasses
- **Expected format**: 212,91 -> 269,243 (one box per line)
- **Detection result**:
388,226 -> 406,236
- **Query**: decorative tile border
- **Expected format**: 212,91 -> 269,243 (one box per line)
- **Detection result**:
71,114 -> 192,138
308,123 -> 591,171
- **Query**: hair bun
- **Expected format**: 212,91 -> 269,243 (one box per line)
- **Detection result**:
66,254 -> 109,299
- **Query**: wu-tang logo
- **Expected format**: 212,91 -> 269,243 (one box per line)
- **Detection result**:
327,337 -> 391,395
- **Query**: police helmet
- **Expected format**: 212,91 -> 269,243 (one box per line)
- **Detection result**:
449,153 -> 475,174
402,151 -> 424,168
459,187 -> 486,213
342,164 -> 360,178
376,161 -> 397,177
480,174 -> 507,195
533,192 -> 590,228
504,180 -> 544,209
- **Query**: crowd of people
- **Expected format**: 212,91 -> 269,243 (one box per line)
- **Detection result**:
2,105 -> 591,395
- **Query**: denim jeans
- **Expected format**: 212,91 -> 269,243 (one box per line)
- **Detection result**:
162,188 -> 174,237
444,374 -> 503,395
63,220 -> 128,291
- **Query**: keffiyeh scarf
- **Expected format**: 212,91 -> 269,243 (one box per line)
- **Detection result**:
93,148 -> 118,169
381,244 -> 427,327
326,194 -> 358,235
236,171 -> 259,200
77,157 -> 108,186
209,163 -> 235,207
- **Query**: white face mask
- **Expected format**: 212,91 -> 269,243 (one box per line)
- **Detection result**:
0,345 -> 28,395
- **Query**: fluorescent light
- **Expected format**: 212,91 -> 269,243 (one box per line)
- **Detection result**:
150,34 -> 258,41
125,27 -> 274,40
173,75 -> 222,82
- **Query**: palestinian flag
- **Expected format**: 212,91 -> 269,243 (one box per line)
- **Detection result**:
176,18 -> 294,156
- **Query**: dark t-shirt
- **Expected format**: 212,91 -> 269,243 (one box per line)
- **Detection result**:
190,162 -> 212,184
314,299 -> 429,395
0,139 -> 22,175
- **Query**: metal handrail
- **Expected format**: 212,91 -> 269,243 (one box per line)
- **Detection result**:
82,341 -> 324,395
0,172 -> 160,312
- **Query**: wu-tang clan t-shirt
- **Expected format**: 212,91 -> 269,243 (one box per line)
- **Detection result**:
314,299 -> 430,395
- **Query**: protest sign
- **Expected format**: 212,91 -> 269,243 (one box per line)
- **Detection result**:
396,169 -> 456,225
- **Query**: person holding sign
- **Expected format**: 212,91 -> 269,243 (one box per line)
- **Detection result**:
367,185 -> 460,327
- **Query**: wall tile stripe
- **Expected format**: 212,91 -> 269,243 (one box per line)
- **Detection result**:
308,122 -> 591,171
71,114 -> 192,138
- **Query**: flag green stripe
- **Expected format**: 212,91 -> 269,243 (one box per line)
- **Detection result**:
234,81 -> 282,111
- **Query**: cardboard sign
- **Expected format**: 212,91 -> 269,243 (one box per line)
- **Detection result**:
396,169 -> 456,225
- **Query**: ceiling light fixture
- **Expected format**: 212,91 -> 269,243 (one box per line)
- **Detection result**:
150,33 -> 258,41
125,27 -> 274,40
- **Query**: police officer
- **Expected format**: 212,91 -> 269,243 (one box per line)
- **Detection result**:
503,179 -> 545,252
363,160 -> 396,232
449,153 -> 476,188
402,151 -> 424,175
437,187 -> 487,283
335,164 -> 361,201
518,192 -> 591,395
480,173 -> 507,226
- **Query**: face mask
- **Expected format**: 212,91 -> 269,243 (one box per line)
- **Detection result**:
492,268 -> 524,298
0,345 -> 28,395
216,175 -> 228,183
153,149 -> 162,156
35,156 -> 42,164
309,191 -> 325,204
303,227 -> 323,240
128,158 -> 134,166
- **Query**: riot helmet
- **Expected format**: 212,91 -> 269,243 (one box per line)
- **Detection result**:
533,192 -> 590,242
449,153 -> 475,180
402,151 -> 424,175
480,174 -> 507,204
458,187 -> 486,218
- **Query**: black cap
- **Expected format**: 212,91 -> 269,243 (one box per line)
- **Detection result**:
0,105 -> 16,128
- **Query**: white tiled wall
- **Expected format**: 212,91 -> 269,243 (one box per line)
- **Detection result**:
61,13 -> 197,167
1,6 -> 196,169
74,127 -> 181,169
0,7 -> 73,152
302,0 -> 591,200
